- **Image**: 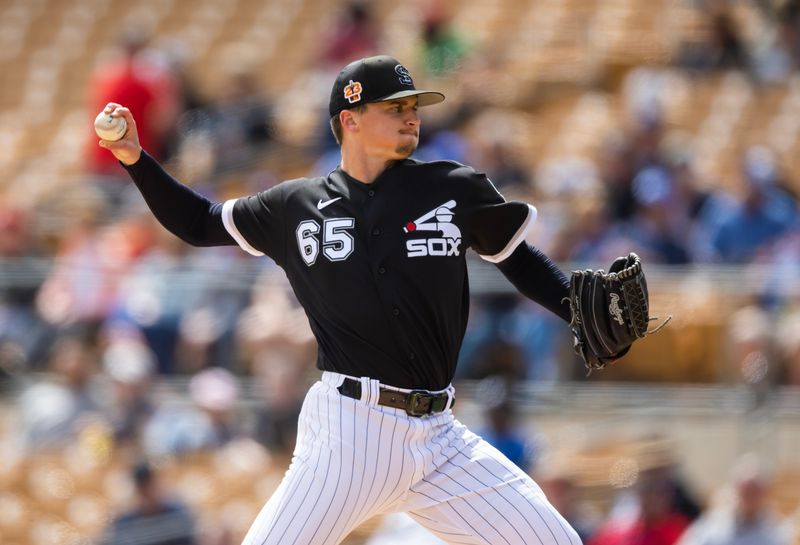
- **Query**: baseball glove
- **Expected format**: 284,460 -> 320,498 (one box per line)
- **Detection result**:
565,253 -> 671,374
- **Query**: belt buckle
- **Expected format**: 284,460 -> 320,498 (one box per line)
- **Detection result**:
405,390 -> 431,417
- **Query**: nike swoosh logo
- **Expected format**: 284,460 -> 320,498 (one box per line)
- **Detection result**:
317,197 -> 342,210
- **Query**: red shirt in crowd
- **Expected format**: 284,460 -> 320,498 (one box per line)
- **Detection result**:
87,54 -> 176,174
588,513 -> 690,545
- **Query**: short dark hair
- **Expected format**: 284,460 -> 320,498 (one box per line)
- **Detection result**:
329,105 -> 366,146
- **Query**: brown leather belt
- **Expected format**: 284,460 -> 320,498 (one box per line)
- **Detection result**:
337,377 -> 453,417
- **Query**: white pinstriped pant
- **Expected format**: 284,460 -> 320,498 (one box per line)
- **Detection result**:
241,372 -> 582,545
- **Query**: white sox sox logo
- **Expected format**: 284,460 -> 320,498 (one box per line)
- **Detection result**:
609,292 -> 625,325
403,200 -> 461,257
395,64 -> 413,85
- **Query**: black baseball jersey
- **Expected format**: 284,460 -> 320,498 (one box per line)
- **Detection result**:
221,160 -> 536,390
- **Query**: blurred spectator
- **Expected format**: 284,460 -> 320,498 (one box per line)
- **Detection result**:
107,224 -> 247,374
750,224 -> 800,308
720,303 -> 781,410
142,367 -> 242,457
708,10 -> 750,71
154,39 -> 209,162
627,167 -> 691,264
86,28 -> 179,177
629,113 -> 667,172
650,439 -> 702,522
236,274 -> 316,372
562,202 -> 640,265
539,465 -> 600,542
588,466 -> 691,545
588,441 -> 694,545
470,377 -> 537,471
724,304 -> 777,405
15,330 -> 103,451
778,0 -> 800,69
414,128 -> 469,163
0,204 -> 50,368
322,2 -> 380,67
478,396 -> 536,473
599,134 -> 638,223
676,454 -> 793,545
687,188 -> 739,264
101,337 -> 157,450
204,66 -> 274,175
662,134 -> 713,224
35,200 -> 147,331
99,460 -> 198,545
474,139 -> 532,194
252,348 -> 306,457
418,6 -> 469,76
536,153 -> 641,264
458,293 -> 563,382
704,146 -> 797,263
677,8 -> 750,74
238,276 -> 315,455
162,44 -> 206,114
752,15 -> 797,83
776,305 -> 800,385
597,112 -> 679,255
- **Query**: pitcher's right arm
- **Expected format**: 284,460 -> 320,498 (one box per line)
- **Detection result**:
97,103 -> 234,247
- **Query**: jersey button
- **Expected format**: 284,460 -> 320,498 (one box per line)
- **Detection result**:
378,267 -> 386,275
372,228 -> 381,236
392,307 -> 400,316
408,353 -> 416,360
368,190 -> 375,197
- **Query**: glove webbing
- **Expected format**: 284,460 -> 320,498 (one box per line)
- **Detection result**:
617,260 -> 672,337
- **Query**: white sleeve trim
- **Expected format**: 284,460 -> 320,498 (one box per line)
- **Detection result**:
479,204 -> 538,264
221,199 -> 264,256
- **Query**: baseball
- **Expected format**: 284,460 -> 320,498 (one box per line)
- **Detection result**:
94,111 -> 127,141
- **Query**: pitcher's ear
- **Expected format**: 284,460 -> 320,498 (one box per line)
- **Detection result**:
341,110 -> 358,129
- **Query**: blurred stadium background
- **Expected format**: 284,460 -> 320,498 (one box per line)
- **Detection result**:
1,0 -> 799,544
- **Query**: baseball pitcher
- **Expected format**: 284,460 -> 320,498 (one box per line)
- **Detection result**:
98,55 -> 662,545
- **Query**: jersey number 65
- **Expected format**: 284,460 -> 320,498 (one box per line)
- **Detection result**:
296,218 -> 355,265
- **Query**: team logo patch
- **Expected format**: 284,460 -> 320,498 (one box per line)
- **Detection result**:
344,80 -> 363,103
395,64 -> 413,85
403,200 -> 461,257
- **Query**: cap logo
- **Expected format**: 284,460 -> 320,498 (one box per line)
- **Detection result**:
395,65 -> 413,85
344,80 -> 363,104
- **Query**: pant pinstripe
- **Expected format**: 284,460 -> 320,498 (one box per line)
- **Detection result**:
240,372 -> 581,545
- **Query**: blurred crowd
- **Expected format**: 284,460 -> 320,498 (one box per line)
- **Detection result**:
1,0 -> 800,543
0,1 -> 798,390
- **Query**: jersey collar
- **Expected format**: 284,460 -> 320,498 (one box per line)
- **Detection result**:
329,160 -> 411,194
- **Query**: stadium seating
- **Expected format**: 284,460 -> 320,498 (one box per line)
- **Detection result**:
1,0 -> 799,205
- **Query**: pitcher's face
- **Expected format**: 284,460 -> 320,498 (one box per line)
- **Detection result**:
354,97 -> 420,160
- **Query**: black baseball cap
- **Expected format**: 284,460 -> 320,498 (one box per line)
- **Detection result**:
329,55 -> 445,118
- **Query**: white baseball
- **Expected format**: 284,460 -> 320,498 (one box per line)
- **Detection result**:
94,111 -> 127,141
